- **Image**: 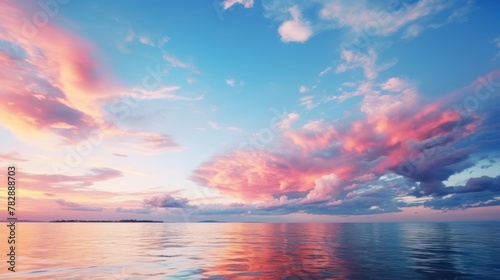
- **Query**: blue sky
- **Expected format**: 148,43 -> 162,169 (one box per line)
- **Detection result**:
0,0 -> 499,222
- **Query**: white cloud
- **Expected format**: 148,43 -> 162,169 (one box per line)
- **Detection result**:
256,173 -> 342,208
319,66 -> 333,77
302,173 -> 342,204
129,86 -> 203,101
125,29 -> 135,42
299,85 -> 316,93
360,84 -> 418,117
320,0 -> 449,37
163,53 -> 200,74
277,113 -> 300,129
139,35 -> 154,46
157,36 -> 170,47
226,78 -> 235,87
324,81 -> 377,103
342,81 -> 356,87
223,0 -> 254,10
207,121 -> 241,132
336,48 -> 395,80
299,95 -> 317,110
278,6 -> 312,43
380,77 -> 410,92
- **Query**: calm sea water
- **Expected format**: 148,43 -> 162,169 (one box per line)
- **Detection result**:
1,222 -> 499,279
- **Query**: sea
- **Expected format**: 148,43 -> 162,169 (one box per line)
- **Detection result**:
1,222 -> 499,279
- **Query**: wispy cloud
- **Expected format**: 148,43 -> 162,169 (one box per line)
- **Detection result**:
320,0 -> 449,37
207,121 -> 241,132
493,37 -> 500,61
128,86 -> 203,101
336,48 -> 396,80
56,199 -> 103,212
226,78 -> 236,87
163,53 -> 200,74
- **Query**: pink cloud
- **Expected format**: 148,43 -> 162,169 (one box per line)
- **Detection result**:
0,2 -> 184,152
320,0 -> 449,37
192,71 -> 499,206
0,2 -> 115,143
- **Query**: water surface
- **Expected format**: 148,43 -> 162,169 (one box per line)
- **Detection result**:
1,222 -> 499,279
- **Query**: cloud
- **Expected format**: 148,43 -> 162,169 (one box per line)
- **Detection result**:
222,0 -> 254,10
124,29 -> 169,47
23,168 -> 123,189
336,48 -> 396,80
56,199 -> 103,211
278,6 -> 312,43
380,77 -> 411,92
299,95 -> 317,110
143,194 -> 191,208
424,175 -> 500,210
0,153 -> 27,162
493,37 -> 500,61
191,70 -> 500,215
320,0 -> 449,37
0,2 -> 110,143
128,86 -> 203,101
299,85 -> 316,93
93,126 -> 183,154
139,35 -> 154,46
324,81 -> 376,103
207,121 -> 241,132
0,2 -> 185,157
225,77 -> 245,87
319,66 -> 333,77
302,173 -> 342,204
277,113 -> 300,129
142,134 -> 182,151
402,24 -> 422,39
226,78 -> 236,87
163,53 -> 200,74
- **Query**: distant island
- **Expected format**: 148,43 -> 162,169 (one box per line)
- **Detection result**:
50,219 -> 163,223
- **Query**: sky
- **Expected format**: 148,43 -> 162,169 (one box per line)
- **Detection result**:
0,0 -> 499,222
